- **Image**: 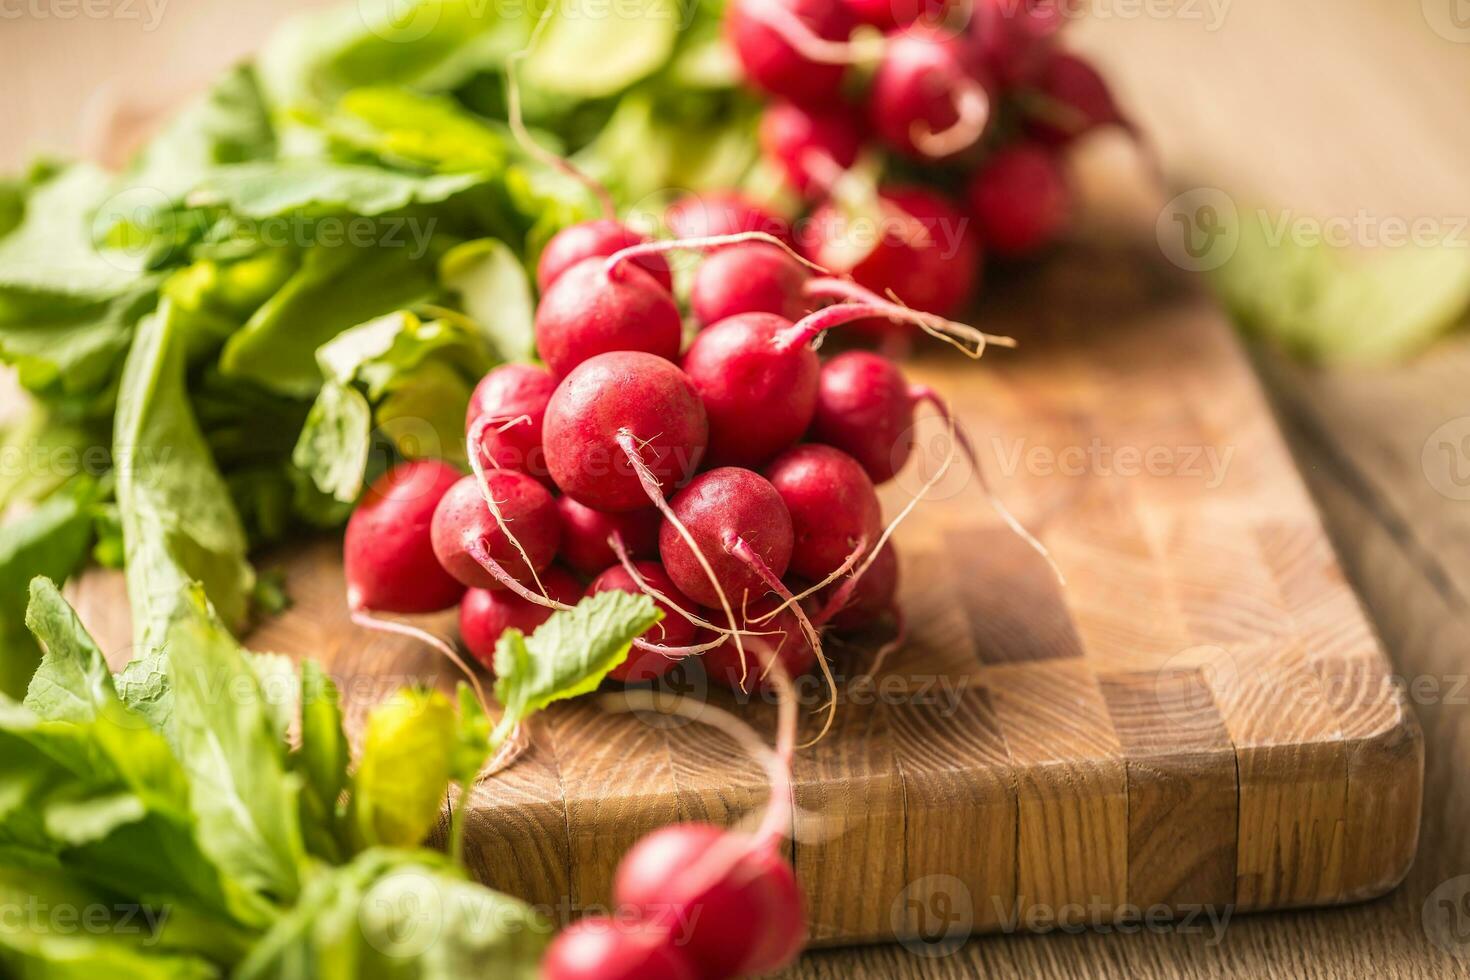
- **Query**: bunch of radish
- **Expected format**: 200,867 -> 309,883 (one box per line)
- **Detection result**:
706,0 -> 1137,342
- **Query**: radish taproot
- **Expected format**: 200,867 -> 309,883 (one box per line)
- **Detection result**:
555,496 -> 661,575
764,444 -> 881,581
344,460 -> 467,615
536,219 -> 674,294
700,597 -> 817,693
429,471 -> 560,591
967,142 -> 1071,256
587,561 -> 700,682
816,539 -> 899,627
534,257 -> 683,379
465,363 -> 556,483
459,566 -> 583,667
543,351 -> 709,512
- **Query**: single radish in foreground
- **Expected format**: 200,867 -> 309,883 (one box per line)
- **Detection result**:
541,916 -> 697,980
534,257 -> 683,379
536,219 -> 674,294
459,566 -> 583,667
758,100 -> 864,198
869,24 -> 993,159
465,363 -> 556,483
555,496 -> 661,575
967,142 -> 1071,257
724,0 -> 855,107
543,351 -> 709,512
764,443 -> 882,581
344,460 -> 467,615
587,561 -> 700,682
429,471 -> 560,590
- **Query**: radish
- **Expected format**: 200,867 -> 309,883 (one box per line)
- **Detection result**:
344,460 -> 467,615
967,142 -> 1071,257
657,467 -> 794,610
971,0 -> 1064,85
869,25 -> 992,159
534,257 -> 683,379
429,471 -> 560,591
805,186 -> 981,324
758,101 -> 863,198
465,363 -> 556,483
724,0 -> 856,107
459,566 -> 583,667
587,561 -> 699,682
809,350 -> 915,484
1024,49 -> 1131,147
543,351 -> 709,512
690,242 -> 812,327
537,219 -> 674,294
700,597 -> 817,694
555,496 -> 661,576
815,539 -> 898,627
764,444 -> 881,581
541,917 -> 697,980
841,0 -> 948,29
665,191 -> 791,245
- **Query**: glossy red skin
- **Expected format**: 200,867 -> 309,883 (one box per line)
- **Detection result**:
809,351 -> 916,484
587,561 -> 699,682
819,539 -> 899,628
541,916 -> 698,980
429,472 -> 559,590
613,823 -> 807,979
459,566 -> 583,668
764,444 -> 882,581
758,101 -> 864,198
971,0 -> 1063,86
681,313 -> 819,467
868,26 -> 991,159
344,460 -> 467,614
536,219 -> 674,294
544,352 -> 709,512
806,186 -> 981,325
1024,50 -> 1123,146
658,467 -> 794,609
690,243 -> 811,328
465,363 -> 556,484
726,0 -> 855,107
665,191 -> 792,245
534,258 -> 683,380
555,497 -> 661,576
967,143 -> 1070,257
701,598 -> 817,693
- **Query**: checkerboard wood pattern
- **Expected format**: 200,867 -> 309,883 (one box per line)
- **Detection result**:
69,237 -> 1422,950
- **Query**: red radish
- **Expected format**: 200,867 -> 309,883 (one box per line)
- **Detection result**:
665,191 -> 791,245
816,539 -> 899,627
543,351 -> 709,512
764,444 -> 881,581
555,496 -> 661,575
690,242 -> 812,327
724,0 -> 855,107
587,561 -> 699,682
806,186 -> 981,323
700,597 -> 817,693
971,0 -> 1064,85
429,471 -> 560,590
758,101 -> 863,198
841,0 -> 949,29
534,257 -> 683,379
465,363 -> 556,482
459,566 -> 583,667
658,467 -> 794,609
809,350 -> 916,484
537,220 -> 674,294
1025,49 -> 1130,146
343,460 -> 467,614
869,25 -> 992,159
541,917 -> 697,980
967,142 -> 1071,256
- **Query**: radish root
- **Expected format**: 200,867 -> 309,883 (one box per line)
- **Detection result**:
743,0 -> 881,66
912,77 -> 990,158
798,283 -> 1015,358
604,230 -> 827,281
349,609 -> 490,720
467,415 -> 551,599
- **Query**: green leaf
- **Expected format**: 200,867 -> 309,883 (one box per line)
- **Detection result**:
523,0 -> 680,98
441,238 -> 536,361
114,300 -> 254,652
348,689 -> 456,850
491,590 -> 660,744
292,380 -> 373,503
294,661 -> 349,862
328,87 -> 509,172
23,577 -> 115,724
183,160 -> 486,220
164,584 -> 304,902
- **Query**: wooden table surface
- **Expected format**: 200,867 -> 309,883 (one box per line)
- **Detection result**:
5,1 -> 1469,977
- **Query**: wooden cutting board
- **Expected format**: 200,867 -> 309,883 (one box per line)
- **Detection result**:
68,155 -> 1422,948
